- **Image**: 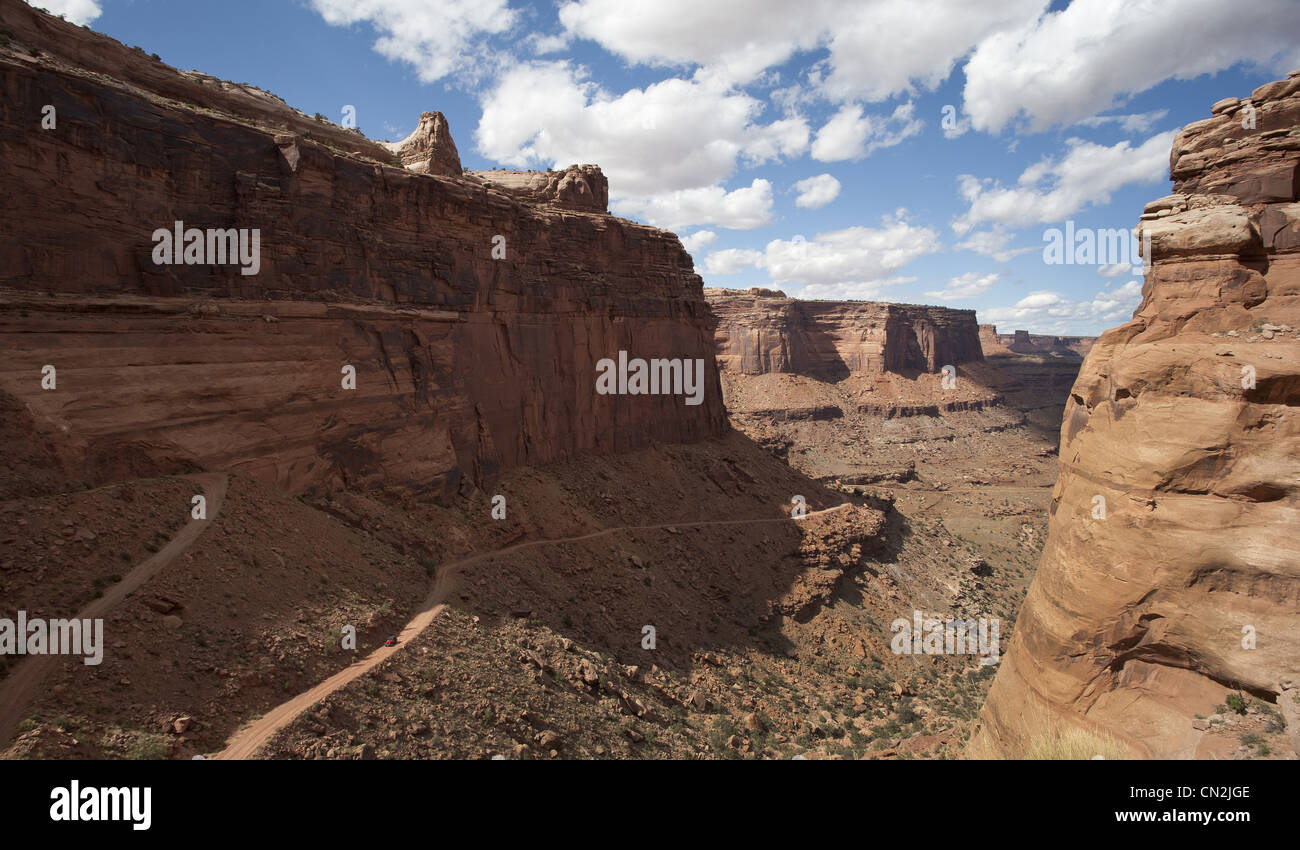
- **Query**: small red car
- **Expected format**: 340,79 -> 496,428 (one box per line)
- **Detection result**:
383,636 -> 398,647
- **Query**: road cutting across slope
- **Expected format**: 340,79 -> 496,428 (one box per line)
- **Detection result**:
215,501 -> 851,759
0,472 -> 229,746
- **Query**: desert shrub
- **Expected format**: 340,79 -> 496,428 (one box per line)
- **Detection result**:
126,732 -> 171,760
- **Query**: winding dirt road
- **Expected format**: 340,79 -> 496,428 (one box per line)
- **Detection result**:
215,502 -> 850,759
0,472 -> 228,746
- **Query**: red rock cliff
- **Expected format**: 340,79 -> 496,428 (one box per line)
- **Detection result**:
973,73 -> 1300,759
979,324 -> 1096,359
0,3 -> 726,496
707,289 -> 984,379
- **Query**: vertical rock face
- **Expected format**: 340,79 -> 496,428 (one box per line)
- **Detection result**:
0,6 -> 725,496
382,111 -> 462,177
707,289 -> 984,379
974,75 -> 1300,759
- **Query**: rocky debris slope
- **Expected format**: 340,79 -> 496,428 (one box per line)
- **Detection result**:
243,434 -> 1016,762
973,73 -> 1300,760
0,5 -> 723,497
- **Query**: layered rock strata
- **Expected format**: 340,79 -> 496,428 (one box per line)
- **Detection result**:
979,325 -> 1096,359
707,289 -> 984,378
974,73 -> 1300,759
0,4 -> 725,497
464,165 -> 610,213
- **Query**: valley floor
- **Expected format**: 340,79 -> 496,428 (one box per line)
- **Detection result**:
0,352 -> 1116,760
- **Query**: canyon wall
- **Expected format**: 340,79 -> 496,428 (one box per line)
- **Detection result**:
979,324 -> 1096,359
0,3 -> 726,497
974,74 -> 1300,759
707,289 -> 984,378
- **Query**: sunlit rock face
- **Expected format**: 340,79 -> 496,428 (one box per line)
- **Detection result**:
973,73 -> 1300,759
0,3 -> 726,497
707,289 -> 984,379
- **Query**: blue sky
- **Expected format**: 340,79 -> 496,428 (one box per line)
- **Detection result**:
40,0 -> 1300,335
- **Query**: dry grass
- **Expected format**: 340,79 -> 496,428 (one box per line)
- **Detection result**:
966,704 -> 1141,760
1020,724 -> 1137,760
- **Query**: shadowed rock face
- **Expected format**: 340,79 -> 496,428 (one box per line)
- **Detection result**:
973,73 -> 1300,760
0,5 -> 725,497
707,289 -> 984,379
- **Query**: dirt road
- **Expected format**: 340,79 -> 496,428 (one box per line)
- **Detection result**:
0,472 -> 229,746
215,502 -> 850,759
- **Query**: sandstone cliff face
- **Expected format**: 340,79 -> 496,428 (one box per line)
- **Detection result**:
707,289 -> 984,379
464,165 -> 611,213
0,6 -> 725,496
979,324 -> 1096,359
974,74 -> 1300,759
383,111 -> 462,177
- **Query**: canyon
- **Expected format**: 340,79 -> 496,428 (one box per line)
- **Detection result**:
979,324 -> 1095,359
1,1 -> 1295,763
0,4 -> 1005,761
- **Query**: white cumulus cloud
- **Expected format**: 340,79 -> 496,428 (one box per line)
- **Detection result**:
1096,262 -> 1132,278
1075,109 -> 1170,135
557,0 -> 1045,98
308,0 -> 518,85
982,279 -> 1143,333
952,131 -> 1176,235
700,248 -> 766,275
811,102 -> 923,162
925,272 -> 1001,301
762,212 -> 940,298
620,179 -> 775,231
962,0 -> 1300,132
792,174 -> 842,210
476,61 -> 803,228
680,230 -> 718,254
27,0 -> 101,24
955,227 -> 1034,262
